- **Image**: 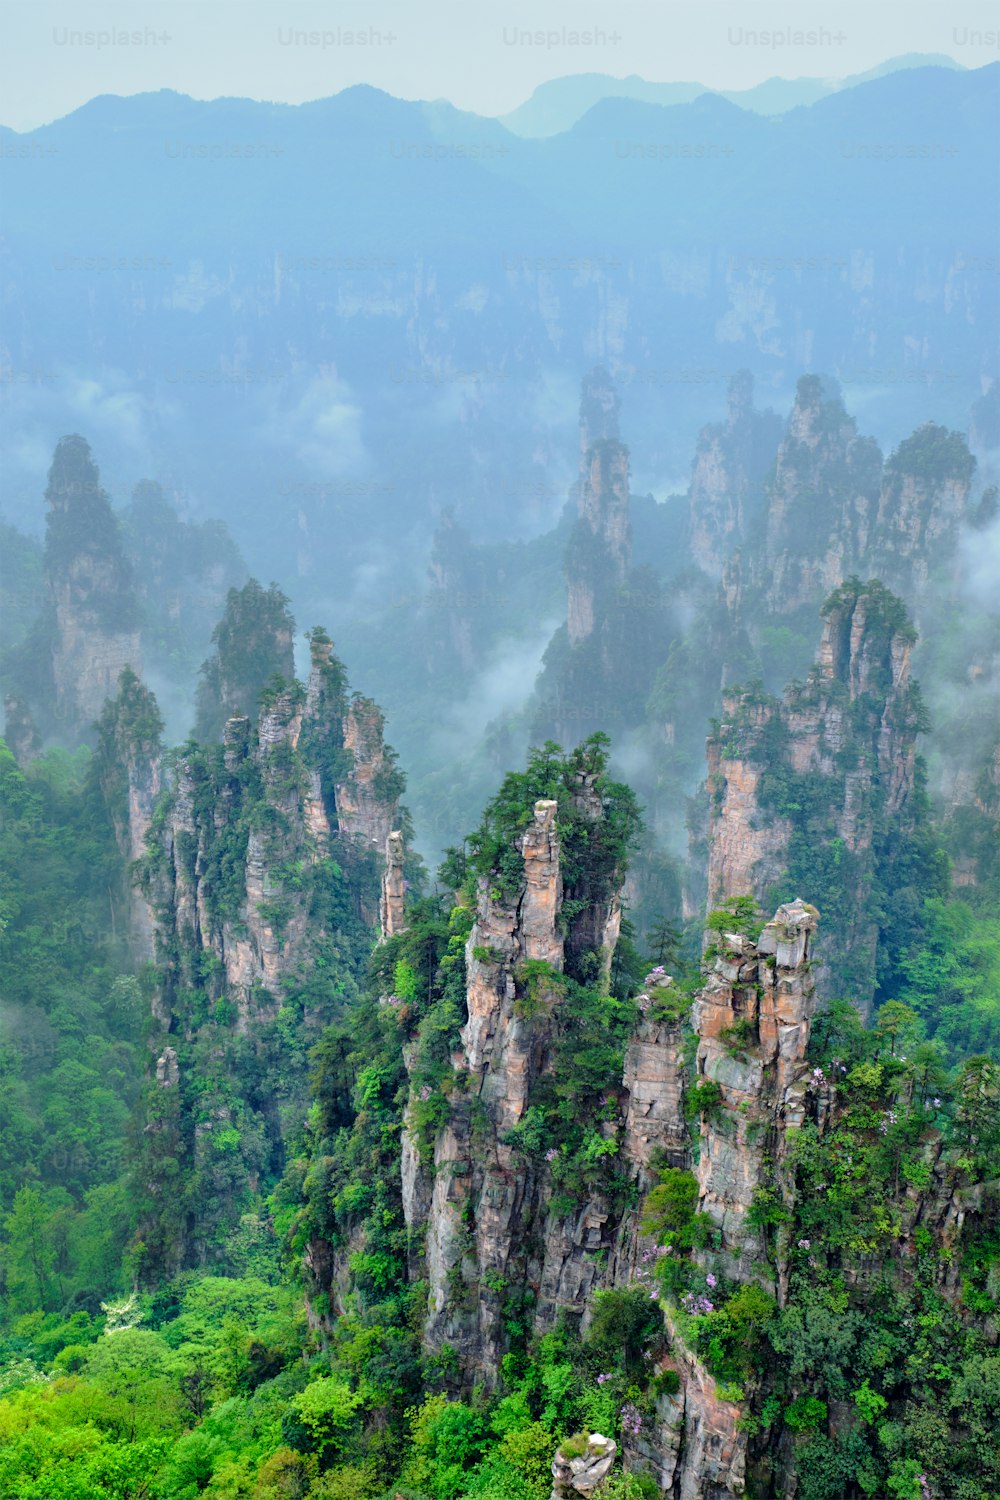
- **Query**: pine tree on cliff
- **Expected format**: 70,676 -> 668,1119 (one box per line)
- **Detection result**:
194,578 -> 295,742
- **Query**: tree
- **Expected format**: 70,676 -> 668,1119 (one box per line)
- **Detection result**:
195,579 -> 295,741
874,1001 -> 919,1058
2,1185 -> 64,1312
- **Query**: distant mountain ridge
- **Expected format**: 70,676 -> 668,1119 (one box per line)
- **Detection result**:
496,52 -> 965,136
0,62 -> 996,624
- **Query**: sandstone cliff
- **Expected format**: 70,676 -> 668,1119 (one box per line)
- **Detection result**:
688,371 -> 783,579
96,667 -> 164,961
145,633 -> 403,1031
44,435 -> 142,742
705,579 -> 929,1013
404,747 -> 639,1380
532,371 -> 671,750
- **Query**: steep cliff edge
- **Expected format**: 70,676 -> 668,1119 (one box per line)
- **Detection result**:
289,724 -> 998,1500
705,579 -> 941,1014
688,371 -> 783,579
133,632 -> 409,1274
145,634 -> 401,1031
531,373 -> 672,751
693,900 -> 819,1286
3,435 -> 143,747
401,740 -> 640,1380
95,667 -> 164,961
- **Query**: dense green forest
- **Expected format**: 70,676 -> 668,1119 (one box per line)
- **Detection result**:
0,394 -> 998,1500
0,714 -> 998,1499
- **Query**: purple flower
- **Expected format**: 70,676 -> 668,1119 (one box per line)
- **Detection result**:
545,1148 -> 558,1162
797,1238 -> 811,1250
620,1402 -> 642,1436
637,996 -> 650,1012
658,1244 -> 672,1256
932,1097 -> 941,1107
706,1273 -> 717,1288
681,1291 -> 715,1316
597,1372 -> 611,1385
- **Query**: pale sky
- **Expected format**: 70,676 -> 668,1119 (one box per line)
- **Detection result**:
0,0 -> 997,131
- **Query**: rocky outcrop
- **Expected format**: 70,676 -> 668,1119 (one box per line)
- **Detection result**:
416,799 -> 566,1367
408,781 -> 634,1379
706,580 -> 925,1012
758,376 -> 883,615
380,830 -> 408,938
96,667 -> 164,960
643,1320 -> 747,1500
688,371 -> 783,578
723,379 -> 976,625
194,577 -> 295,743
336,696 -> 401,854
568,442 -> 632,648
551,1434 -> 618,1500
43,435 -> 142,741
2,693 -> 40,765
531,369 -> 673,752
578,366 -> 621,459
871,423 -> 976,596
145,636 -> 402,1030
694,900 -> 818,1281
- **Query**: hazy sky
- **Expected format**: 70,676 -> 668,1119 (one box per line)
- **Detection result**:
0,0 -> 997,131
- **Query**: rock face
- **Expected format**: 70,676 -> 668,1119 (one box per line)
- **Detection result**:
44,435 -> 142,741
694,901 -> 818,1280
407,790 -> 631,1378
758,376 -> 883,614
871,423 -> 976,596
568,441 -> 632,648
336,696 -> 401,854
96,667 -> 164,960
706,580 -> 925,1013
145,635 -> 403,1030
2,693 -> 40,765
551,1434 -> 618,1500
380,830 -> 408,939
687,378 -> 977,630
688,371 -> 783,578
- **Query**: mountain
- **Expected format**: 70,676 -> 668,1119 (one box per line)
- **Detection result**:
497,53 -> 966,136
0,64 -> 996,619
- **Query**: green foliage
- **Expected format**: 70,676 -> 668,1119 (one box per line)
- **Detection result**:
467,737 -> 640,958
898,897 -> 1000,1060
195,579 -> 295,742
42,434 -> 140,633
0,742 -> 143,1311
684,1080 -> 724,1122
585,1288 -> 661,1374
784,1394 -> 828,1432
705,896 -> 764,944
